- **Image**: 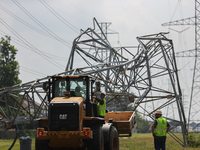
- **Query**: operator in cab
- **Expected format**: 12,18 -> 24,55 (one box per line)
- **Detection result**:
93,91 -> 107,118
75,86 -> 82,97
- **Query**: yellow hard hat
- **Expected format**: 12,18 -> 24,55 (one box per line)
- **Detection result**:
155,110 -> 162,115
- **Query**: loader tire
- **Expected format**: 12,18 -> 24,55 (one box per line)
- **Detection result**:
87,125 -> 104,150
35,137 -> 51,150
105,126 -> 119,150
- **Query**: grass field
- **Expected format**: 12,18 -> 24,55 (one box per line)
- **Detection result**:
119,133 -> 200,150
0,133 -> 199,150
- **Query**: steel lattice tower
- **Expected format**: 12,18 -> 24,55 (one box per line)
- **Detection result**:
0,18 -> 187,146
162,0 -> 200,128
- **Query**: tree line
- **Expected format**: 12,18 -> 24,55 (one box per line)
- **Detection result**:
0,35 -> 21,88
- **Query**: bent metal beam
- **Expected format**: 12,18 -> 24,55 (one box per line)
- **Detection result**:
0,18 -> 187,146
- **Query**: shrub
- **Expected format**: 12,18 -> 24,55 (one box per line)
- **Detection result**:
187,132 -> 200,147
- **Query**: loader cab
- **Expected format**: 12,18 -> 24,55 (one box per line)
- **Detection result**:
46,75 -> 97,117
52,76 -> 87,100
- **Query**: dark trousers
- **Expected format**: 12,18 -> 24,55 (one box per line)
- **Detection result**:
154,137 -> 166,150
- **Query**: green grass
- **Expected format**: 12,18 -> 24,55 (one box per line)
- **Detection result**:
119,133 -> 200,150
0,138 -> 35,150
0,133 -> 199,150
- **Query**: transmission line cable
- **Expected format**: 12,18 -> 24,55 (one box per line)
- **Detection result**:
0,30 -> 68,62
12,0 -> 71,48
0,18 -> 64,69
179,71 -> 192,95
0,4 -> 72,46
48,2 -> 88,24
20,66 -> 47,77
170,0 -> 181,22
66,0 -> 93,18
0,4 -> 52,39
39,0 -> 79,34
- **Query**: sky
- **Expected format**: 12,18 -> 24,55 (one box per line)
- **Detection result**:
0,0 -> 197,120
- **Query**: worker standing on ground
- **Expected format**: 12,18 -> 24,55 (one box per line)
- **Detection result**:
151,110 -> 170,150
93,91 -> 107,118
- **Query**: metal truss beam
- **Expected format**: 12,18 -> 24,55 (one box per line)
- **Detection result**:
162,17 -> 196,26
0,18 -> 186,146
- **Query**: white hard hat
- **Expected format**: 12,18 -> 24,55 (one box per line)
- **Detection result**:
155,110 -> 162,115
101,91 -> 106,95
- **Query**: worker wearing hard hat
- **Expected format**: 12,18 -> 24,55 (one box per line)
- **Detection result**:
151,110 -> 170,150
93,91 -> 107,118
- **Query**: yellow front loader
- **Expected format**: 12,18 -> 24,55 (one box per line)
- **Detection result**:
36,75 -> 136,150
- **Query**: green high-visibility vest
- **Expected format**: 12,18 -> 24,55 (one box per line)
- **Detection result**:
75,91 -> 82,97
154,117 -> 167,136
97,98 -> 106,117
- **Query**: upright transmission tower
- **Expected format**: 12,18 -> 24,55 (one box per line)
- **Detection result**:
162,0 -> 200,128
99,22 -> 112,39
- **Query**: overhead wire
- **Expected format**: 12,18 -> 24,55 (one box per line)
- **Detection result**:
0,30 -> 67,62
0,30 -> 68,62
39,0 -> 79,34
0,0 -> 90,80
66,0 -> 93,18
167,0 -> 192,117
179,70 -> 193,98
0,4 -> 72,45
40,0 -> 92,48
167,0 -> 180,38
179,1 -> 188,51
0,18 -> 64,69
20,66 -> 47,77
170,0 -> 181,22
12,0 -> 71,48
48,2 -> 89,24
0,32 -> 51,82
0,4 -> 52,40
167,0 -> 180,36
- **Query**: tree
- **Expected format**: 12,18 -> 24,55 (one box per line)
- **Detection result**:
136,111 -> 152,133
0,36 -> 22,88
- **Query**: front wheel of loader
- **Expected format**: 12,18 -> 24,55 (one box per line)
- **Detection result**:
87,125 -> 104,150
105,126 -> 119,150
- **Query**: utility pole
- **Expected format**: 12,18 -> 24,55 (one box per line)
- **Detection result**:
162,0 -> 200,128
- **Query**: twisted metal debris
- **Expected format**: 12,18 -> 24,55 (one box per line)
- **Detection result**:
0,18 -> 187,146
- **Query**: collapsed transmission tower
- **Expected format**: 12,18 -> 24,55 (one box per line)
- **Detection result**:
0,18 -> 186,146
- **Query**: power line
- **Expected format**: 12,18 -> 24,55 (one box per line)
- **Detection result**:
0,4 -> 51,39
39,0 -> 79,34
0,18 -> 64,69
20,66 -> 47,77
163,0 -> 200,127
170,0 -> 181,22
12,0 -> 71,48
66,0 -> 93,18
0,30 -> 68,62
0,4 -> 72,46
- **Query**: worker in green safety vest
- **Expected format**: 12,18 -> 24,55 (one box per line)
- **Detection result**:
93,91 -> 107,118
75,86 -> 82,97
151,110 -> 170,150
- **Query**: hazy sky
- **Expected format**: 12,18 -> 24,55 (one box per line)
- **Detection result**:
0,0 -> 196,117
